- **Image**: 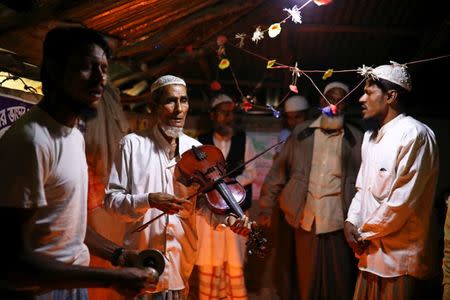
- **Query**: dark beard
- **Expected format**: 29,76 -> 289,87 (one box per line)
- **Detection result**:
362,116 -> 381,132
214,124 -> 233,136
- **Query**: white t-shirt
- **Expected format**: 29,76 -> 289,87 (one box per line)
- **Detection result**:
0,106 -> 90,266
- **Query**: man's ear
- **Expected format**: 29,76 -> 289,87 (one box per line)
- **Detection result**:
386,89 -> 398,104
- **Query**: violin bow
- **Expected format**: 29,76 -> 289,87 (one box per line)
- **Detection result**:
131,138 -> 287,233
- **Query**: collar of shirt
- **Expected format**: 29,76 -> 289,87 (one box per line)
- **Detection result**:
372,113 -> 405,143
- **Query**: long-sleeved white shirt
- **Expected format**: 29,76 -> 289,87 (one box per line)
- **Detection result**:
105,125 -> 221,292
346,114 -> 439,279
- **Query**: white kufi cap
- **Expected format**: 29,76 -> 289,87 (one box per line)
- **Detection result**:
323,81 -> 349,95
150,75 -> 186,93
358,61 -> 412,91
284,96 -> 309,112
211,94 -> 234,108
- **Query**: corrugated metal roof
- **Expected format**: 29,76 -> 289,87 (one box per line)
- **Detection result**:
0,0 -> 448,111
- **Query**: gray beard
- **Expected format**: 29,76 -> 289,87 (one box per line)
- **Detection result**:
159,124 -> 183,138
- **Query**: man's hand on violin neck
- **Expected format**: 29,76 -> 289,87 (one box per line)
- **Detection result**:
226,215 -> 254,236
147,192 -> 191,214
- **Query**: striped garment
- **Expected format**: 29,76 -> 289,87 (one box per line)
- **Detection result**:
198,264 -> 247,300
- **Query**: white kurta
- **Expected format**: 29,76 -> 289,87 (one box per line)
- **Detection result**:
196,134 -> 257,267
105,125 -> 220,292
346,114 -> 439,279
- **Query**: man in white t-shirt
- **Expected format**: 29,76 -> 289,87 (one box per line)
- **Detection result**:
0,26 -> 155,300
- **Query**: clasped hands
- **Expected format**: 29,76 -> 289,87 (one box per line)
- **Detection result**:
343,221 -> 369,255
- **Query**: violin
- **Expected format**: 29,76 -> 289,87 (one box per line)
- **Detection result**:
176,145 -> 268,258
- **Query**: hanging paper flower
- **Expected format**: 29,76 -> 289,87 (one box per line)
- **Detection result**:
268,23 -> 282,38
357,64 -> 377,80
241,100 -> 253,112
235,33 -> 247,48
314,0 -> 333,6
321,104 -> 337,116
210,81 -> 222,91
283,5 -> 302,24
218,58 -> 230,69
266,60 -> 276,68
289,84 -> 299,93
266,105 -> 281,118
252,26 -> 264,44
216,35 -> 228,47
322,69 -> 334,80
185,45 -> 193,54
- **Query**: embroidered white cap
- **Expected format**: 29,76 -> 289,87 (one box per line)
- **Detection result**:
150,75 -> 186,93
323,81 -> 349,95
372,62 -> 412,91
211,94 -> 234,108
284,96 -> 309,112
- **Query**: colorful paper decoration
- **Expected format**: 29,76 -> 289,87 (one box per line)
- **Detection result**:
283,5 -> 302,24
252,26 -> 264,43
322,69 -> 334,80
235,33 -> 247,48
266,104 -> 281,118
321,104 -> 337,116
267,60 -> 277,68
210,81 -> 222,91
314,0 -> 333,6
268,23 -> 282,38
218,58 -> 230,69
289,85 -> 299,93
185,45 -> 193,54
216,35 -> 228,46
241,100 -> 253,112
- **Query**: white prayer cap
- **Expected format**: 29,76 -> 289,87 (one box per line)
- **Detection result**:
284,96 -> 309,112
150,75 -> 186,94
372,62 -> 412,91
323,81 -> 349,95
211,94 -> 234,108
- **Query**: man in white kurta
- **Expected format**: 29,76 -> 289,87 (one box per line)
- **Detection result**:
345,62 -> 440,299
105,76 -> 250,300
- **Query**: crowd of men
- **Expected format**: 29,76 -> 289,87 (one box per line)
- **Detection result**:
0,26 -> 445,300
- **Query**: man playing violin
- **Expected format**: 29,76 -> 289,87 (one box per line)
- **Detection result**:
104,75 -> 251,300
